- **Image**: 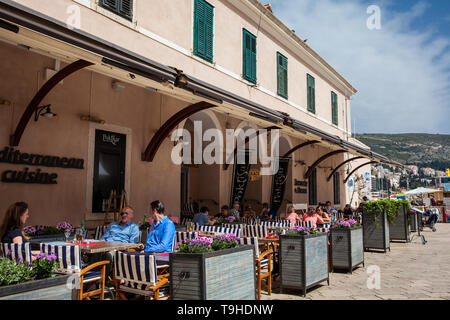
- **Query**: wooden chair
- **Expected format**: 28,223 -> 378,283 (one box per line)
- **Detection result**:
114,251 -> 169,300
40,244 -> 109,300
240,237 -> 273,300
1,242 -> 33,264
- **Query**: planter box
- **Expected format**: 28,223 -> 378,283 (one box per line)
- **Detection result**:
330,227 -> 364,273
0,274 -> 75,300
362,210 -> 390,252
279,233 -> 329,297
390,204 -> 411,242
170,245 -> 255,300
29,234 -> 67,250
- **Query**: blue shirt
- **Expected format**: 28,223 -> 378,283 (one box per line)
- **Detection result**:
193,213 -> 210,226
145,216 -> 176,253
269,209 -> 276,220
100,222 -> 139,244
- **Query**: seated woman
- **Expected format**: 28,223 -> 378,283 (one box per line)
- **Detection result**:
316,206 -> 331,224
1,202 -> 30,244
285,206 -> 302,225
302,207 -> 325,229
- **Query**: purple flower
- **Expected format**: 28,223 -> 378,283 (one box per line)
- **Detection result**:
56,222 -> 73,231
23,226 -> 36,234
226,216 -> 236,223
47,254 -> 58,261
187,237 -> 213,247
213,233 -> 239,243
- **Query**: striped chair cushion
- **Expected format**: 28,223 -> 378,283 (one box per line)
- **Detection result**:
277,220 -> 293,228
114,251 -> 158,287
215,227 -> 242,237
222,224 -> 245,229
296,221 -> 314,228
1,243 -> 32,264
260,221 -> 281,228
195,225 -> 217,233
244,225 -> 268,238
94,225 -> 108,240
317,223 -> 331,233
176,231 -> 199,244
239,237 -> 260,257
40,244 -> 82,272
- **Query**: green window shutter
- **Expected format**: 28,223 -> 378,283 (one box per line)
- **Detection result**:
334,172 -> 341,205
308,168 -> 317,206
331,91 -> 338,126
243,29 -> 257,84
277,52 -> 288,99
307,74 -> 315,114
194,0 -> 214,63
100,0 -> 133,21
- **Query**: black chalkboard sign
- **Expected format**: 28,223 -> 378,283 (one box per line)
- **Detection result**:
270,158 -> 291,215
230,151 -> 251,207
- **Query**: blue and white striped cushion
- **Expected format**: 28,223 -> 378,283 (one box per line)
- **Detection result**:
296,221 -> 314,228
239,237 -> 260,257
114,251 -> 158,287
216,227 -> 242,237
40,244 -> 82,272
94,226 -> 108,240
1,242 -> 32,264
244,225 -> 268,238
176,231 -> 199,243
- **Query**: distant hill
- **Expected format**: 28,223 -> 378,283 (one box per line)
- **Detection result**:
354,133 -> 450,171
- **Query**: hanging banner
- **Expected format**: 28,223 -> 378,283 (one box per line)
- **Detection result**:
230,151 -> 251,207
270,157 -> 291,215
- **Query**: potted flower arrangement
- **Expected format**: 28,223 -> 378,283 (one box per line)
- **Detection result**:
330,219 -> 364,273
279,226 -> 329,297
0,253 -> 73,300
389,200 -> 412,243
25,222 -> 73,244
170,234 -> 255,300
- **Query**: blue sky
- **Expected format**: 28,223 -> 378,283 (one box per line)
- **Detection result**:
269,0 -> 450,134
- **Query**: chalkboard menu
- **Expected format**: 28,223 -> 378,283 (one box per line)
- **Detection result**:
270,157 -> 291,214
230,151 -> 251,207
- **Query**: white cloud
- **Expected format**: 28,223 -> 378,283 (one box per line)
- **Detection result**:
270,0 -> 450,134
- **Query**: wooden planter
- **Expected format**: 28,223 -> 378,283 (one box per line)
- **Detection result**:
362,210 -> 390,252
170,245 -> 255,300
330,227 -> 364,273
0,274 -> 74,300
279,233 -> 329,297
390,204 -> 411,243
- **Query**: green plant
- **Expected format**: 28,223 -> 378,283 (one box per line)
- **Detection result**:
31,253 -> 58,280
0,258 -> 33,287
362,200 -> 411,227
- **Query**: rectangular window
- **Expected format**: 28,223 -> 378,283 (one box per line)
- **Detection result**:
194,0 -> 214,63
277,52 -> 288,99
92,130 -> 126,213
333,172 -> 341,205
243,29 -> 257,84
308,168 -> 317,206
100,0 -> 133,21
307,74 -> 315,114
331,91 -> 338,126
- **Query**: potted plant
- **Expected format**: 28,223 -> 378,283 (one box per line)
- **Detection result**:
389,201 -> 412,242
0,253 -> 73,300
170,234 -> 255,300
279,226 -> 329,297
25,222 -> 73,244
330,219 -> 364,273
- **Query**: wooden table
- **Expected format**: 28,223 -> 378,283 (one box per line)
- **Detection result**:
75,242 -> 139,254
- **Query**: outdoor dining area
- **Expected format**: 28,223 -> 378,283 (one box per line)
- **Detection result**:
0,198 -> 438,300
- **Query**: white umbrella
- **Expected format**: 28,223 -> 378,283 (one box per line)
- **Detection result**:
404,187 -> 440,196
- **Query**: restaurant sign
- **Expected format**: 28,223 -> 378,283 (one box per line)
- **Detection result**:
230,151 -> 251,206
0,146 -> 84,185
270,157 -> 291,214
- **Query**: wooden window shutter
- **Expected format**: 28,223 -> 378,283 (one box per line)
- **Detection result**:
194,0 -> 214,63
119,0 -> 133,20
277,52 -> 288,99
307,74 -> 316,113
243,29 -> 256,84
101,0 -> 118,11
332,91 -> 338,126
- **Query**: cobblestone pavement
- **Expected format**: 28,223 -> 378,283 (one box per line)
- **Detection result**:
261,223 -> 450,300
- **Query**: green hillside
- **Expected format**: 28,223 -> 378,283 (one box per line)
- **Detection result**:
354,134 -> 450,171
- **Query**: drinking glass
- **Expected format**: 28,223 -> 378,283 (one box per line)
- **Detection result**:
75,229 -> 83,243
64,229 -> 71,242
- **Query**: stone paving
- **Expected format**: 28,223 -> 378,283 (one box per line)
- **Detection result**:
261,223 -> 450,300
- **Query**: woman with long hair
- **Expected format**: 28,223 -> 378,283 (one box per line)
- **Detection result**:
302,207 -> 325,229
0,202 -> 30,244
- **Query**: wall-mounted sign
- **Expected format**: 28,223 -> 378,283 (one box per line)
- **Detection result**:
102,133 -> 121,146
249,169 -> 261,181
0,146 -> 84,185
230,151 -> 251,206
294,179 -> 307,187
295,187 -> 307,194
270,158 -> 290,214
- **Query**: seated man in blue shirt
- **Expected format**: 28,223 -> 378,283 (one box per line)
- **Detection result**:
139,200 -> 176,254
101,206 -> 140,243
193,207 -> 216,226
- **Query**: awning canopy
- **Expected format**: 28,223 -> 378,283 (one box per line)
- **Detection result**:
0,0 -> 402,168
404,188 -> 441,196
